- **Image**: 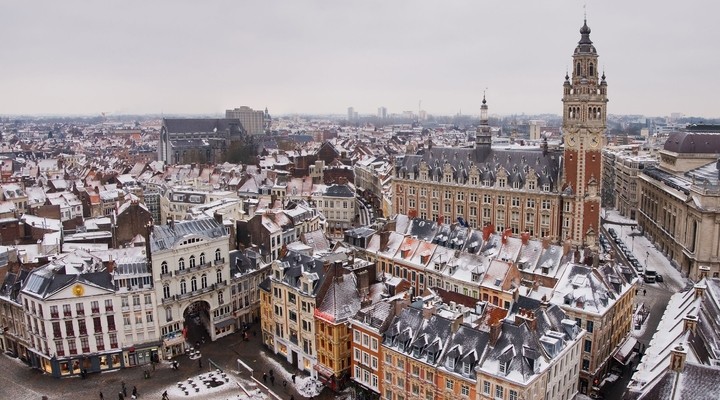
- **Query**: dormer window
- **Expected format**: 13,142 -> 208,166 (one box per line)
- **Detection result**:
471,273 -> 480,282
498,179 -> 506,188
463,362 -> 471,375
543,184 -> 550,192
499,361 -> 509,375
413,346 -> 421,358
446,357 -> 455,369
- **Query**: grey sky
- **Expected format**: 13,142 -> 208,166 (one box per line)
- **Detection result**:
1,1 -> 718,118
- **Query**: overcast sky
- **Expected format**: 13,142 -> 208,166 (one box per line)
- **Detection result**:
1,1 -> 718,118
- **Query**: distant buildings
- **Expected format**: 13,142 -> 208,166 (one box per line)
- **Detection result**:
158,118 -> 254,165
225,106 -> 270,135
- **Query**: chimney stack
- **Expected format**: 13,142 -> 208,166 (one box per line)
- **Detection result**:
670,344 -> 687,372
521,231 -> 530,245
482,223 -> 494,241
542,237 -> 550,250
379,230 -> 391,252
489,321 -> 502,346
502,228 -> 512,244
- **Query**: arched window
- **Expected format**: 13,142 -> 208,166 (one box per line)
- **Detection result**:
161,261 -> 168,275
216,270 -> 222,284
215,249 -> 221,261
201,274 -> 208,289
163,284 -> 170,299
199,253 -> 205,265
189,255 -> 196,269
180,279 -> 187,295
165,308 -> 172,322
191,277 -> 197,292
218,292 -> 224,305
178,258 -> 185,270
589,63 -> 594,76
576,62 -> 581,76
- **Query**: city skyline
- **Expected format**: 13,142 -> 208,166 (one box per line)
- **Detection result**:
1,1 -> 719,118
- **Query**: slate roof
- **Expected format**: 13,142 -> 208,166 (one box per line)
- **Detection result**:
663,131 -> 720,154
163,118 -> 244,135
149,218 -> 226,252
324,184 -> 354,198
316,263 -> 361,323
396,146 -> 562,191
276,250 -> 326,296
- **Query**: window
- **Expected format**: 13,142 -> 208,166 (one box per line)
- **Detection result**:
76,303 -> 85,316
50,305 -> 58,318
180,280 -> 187,295
215,249 -> 221,261
104,299 -> 113,312
217,269 -> 223,284
163,284 -> 170,299
63,304 -> 72,317
201,274 -> 208,289
371,337 -> 378,351
199,253 -> 206,265
161,261 -> 168,275
146,311 -> 154,323
509,390 -> 518,400
93,317 -> 102,333
191,277 -> 197,292
497,196 -> 505,205
582,359 -> 590,371
189,255 -> 196,268
584,339 -> 592,353
133,295 -> 140,307
166,308 -> 172,322
461,385 -> 470,396
178,258 -> 185,270
52,322 -> 61,338
586,321 -> 594,333
495,385 -> 504,399
446,379 -> 454,390
109,333 -> 118,349
95,335 -> 105,351
65,320 -> 74,336
483,381 -> 490,395
107,315 -> 116,331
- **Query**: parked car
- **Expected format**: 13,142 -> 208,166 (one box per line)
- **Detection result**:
608,228 -> 616,236
656,274 -> 664,282
614,237 -> 622,244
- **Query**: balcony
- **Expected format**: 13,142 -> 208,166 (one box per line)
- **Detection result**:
91,308 -> 100,315
214,258 -> 225,266
50,313 -> 59,319
160,271 -> 173,278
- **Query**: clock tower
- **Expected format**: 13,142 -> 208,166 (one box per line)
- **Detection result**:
562,19 -> 607,249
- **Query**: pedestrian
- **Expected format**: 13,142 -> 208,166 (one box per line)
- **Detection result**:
283,379 -> 287,388
270,375 -> 275,386
122,381 -> 127,397
269,369 -> 274,377
291,374 -> 296,384
262,372 -> 267,383
198,358 -> 202,369
100,391 -> 104,400
132,386 -> 138,398
643,289 -> 647,296
162,391 -> 169,400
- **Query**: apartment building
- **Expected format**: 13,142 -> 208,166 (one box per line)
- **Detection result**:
260,251 -> 325,376
149,217 -> 233,357
550,262 -> 635,396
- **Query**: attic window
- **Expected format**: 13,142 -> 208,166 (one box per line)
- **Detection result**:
471,273 -> 480,282
446,357 -> 455,369
463,362 -> 471,375
499,360 -> 509,375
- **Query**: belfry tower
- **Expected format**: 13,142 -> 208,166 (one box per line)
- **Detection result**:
561,19 -> 608,248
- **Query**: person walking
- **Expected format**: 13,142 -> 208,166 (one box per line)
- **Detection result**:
643,288 -> 647,296
162,391 -> 169,400
121,381 -> 127,397
262,372 -> 267,383
198,358 -> 202,369
270,374 -> 275,386
132,386 -> 138,399
291,374 -> 296,384
99,392 -> 104,400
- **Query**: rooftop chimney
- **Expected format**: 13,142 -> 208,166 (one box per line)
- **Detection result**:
683,315 -> 698,333
670,344 -> 687,372
489,321 -> 502,346
482,223 -> 495,241
502,228 -> 512,244
521,231 -> 530,245
379,230 -> 391,252
542,237 -> 550,250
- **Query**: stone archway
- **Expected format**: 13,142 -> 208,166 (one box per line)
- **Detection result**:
183,300 -> 211,345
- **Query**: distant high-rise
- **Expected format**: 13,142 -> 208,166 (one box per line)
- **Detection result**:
347,107 -> 355,121
529,120 -> 545,140
226,106 -> 266,135
377,107 -> 387,119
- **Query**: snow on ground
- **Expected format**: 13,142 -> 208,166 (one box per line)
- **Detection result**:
163,370 -> 266,400
603,209 -> 688,291
258,352 -> 323,397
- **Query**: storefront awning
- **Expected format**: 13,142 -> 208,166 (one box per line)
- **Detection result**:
613,336 -> 638,365
214,318 -> 235,329
163,335 -> 185,347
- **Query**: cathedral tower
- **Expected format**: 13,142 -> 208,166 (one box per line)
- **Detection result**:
561,19 -> 608,248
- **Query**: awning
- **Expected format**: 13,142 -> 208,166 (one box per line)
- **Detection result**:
613,336 -> 638,365
163,335 -> 185,347
214,318 -> 235,330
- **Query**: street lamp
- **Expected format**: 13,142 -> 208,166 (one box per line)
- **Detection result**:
645,251 -> 649,275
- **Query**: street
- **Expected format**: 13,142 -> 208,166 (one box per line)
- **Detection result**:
0,322 -> 339,400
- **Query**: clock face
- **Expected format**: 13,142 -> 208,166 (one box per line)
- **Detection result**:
590,136 -> 600,148
567,134 -> 577,147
